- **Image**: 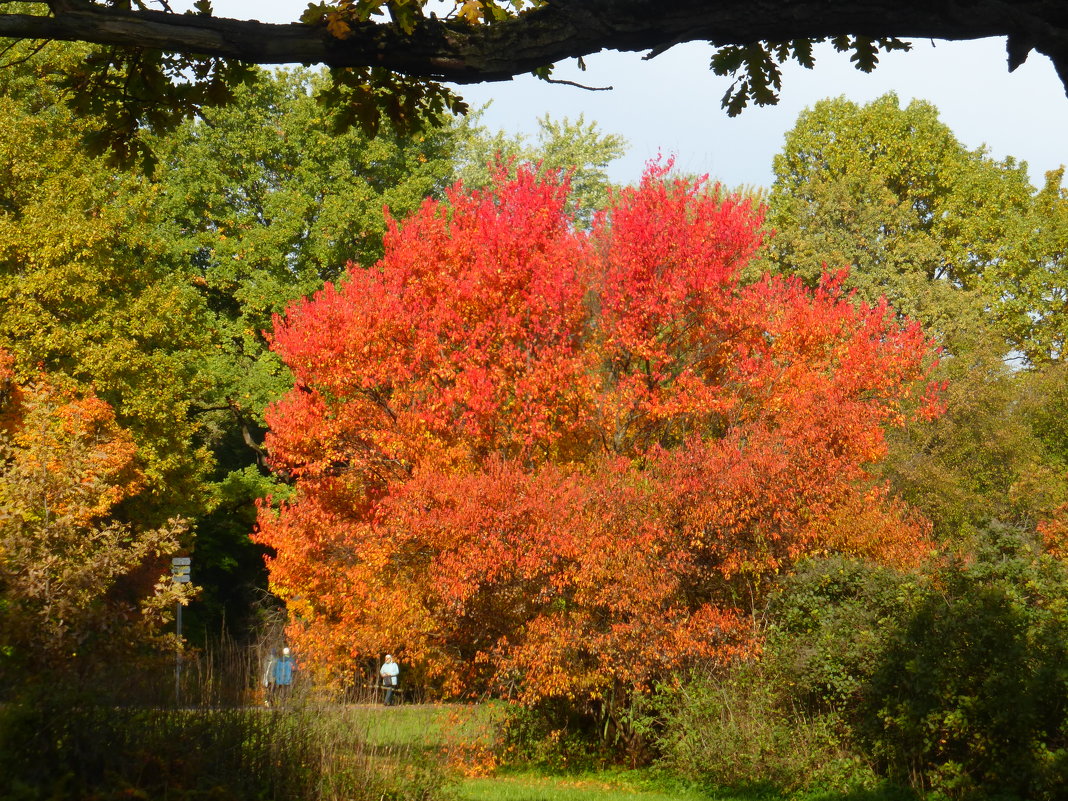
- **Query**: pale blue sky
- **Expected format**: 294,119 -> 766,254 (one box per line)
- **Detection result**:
209,1 -> 1068,189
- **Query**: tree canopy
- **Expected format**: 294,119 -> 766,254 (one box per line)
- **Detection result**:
764,93 -> 1059,361
2,1 -> 1067,156
759,93 -> 1068,548
257,165 -> 939,717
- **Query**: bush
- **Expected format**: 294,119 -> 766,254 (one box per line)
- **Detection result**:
654,557 -> 909,795
657,661 -> 877,794
497,698 -> 613,772
764,555 -> 916,717
857,523 -> 1068,800
658,535 -> 1068,800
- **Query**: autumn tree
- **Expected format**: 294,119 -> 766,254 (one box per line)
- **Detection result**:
0,354 -> 188,677
257,165 -> 938,731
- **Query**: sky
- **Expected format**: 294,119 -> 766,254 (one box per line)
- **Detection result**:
207,1 -> 1068,189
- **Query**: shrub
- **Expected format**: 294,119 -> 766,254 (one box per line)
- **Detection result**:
657,661 -> 877,794
858,523 -> 1068,800
763,555 -> 918,716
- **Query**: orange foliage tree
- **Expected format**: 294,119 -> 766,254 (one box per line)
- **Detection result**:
0,353 -> 188,673
257,165 -> 939,716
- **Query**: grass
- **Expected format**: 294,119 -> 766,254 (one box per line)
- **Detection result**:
454,772 -> 919,801
340,705 -> 916,801
342,702 -> 499,749
456,770 -> 714,801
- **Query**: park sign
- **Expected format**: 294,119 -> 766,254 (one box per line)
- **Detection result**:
171,556 -> 191,583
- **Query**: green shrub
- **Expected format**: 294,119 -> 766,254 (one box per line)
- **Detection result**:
656,661 -> 877,794
764,555 -> 916,716
497,699 -> 612,772
857,523 -> 1068,800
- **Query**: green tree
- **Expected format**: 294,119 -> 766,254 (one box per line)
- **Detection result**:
0,47 -> 216,523
152,67 -> 463,424
1010,168 -> 1068,364
765,93 -> 1040,356
880,355 -> 1066,540
454,113 -> 627,226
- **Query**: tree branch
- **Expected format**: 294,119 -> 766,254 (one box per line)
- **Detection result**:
0,1 -> 1065,90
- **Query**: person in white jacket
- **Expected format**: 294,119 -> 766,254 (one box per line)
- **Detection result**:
379,654 -> 400,705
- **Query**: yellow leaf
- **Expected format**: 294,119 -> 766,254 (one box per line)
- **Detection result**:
457,0 -> 483,23
326,14 -> 353,39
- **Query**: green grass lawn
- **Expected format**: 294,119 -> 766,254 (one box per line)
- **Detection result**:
328,702 -> 500,749
454,774 -> 918,801
340,704 -> 750,801
455,771 -> 715,801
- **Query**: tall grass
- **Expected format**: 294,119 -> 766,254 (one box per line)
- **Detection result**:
0,639 -> 448,801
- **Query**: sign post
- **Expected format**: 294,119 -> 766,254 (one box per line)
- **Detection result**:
171,557 -> 191,704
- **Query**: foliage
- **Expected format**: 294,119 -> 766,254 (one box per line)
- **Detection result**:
1015,168 -> 1068,365
657,661 -> 876,795
764,93 -> 1062,362
151,69 -> 629,431
764,93 -> 1068,545
149,67 -> 631,636
1020,362 -> 1068,469
4,2 -> 996,167
0,46 -> 217,524
153,66 -> 463,405
2,46 -> 635,642
455,113 -> 627,226
733,528 -> 1068,800
709,37 -> 910,116
857,523 -> 1068,800
258,164 -> 938,733
763,557 -> 917,717
0,357 -> 188,675
655,557 -> 911,794
879,353 -> 1067,542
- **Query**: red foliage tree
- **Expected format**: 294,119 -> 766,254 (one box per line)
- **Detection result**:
257,165 -> 938,714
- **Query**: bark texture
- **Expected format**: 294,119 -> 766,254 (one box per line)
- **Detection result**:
0,1 -> 1066,89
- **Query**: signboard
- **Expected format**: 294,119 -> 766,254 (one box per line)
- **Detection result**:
171,557 -> 192,583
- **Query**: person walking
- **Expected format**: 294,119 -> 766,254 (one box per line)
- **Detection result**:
264,646 -> 295,706
379,654 -> 400,705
